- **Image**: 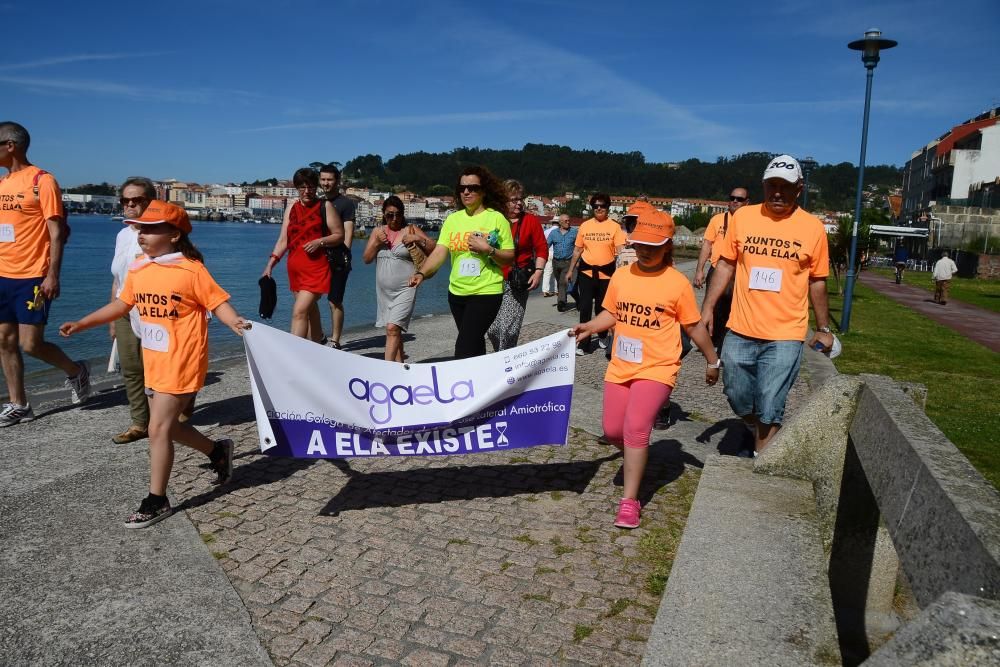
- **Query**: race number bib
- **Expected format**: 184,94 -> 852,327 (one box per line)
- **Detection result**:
615,334 -> 643,363
0,224 -> 14,243
749,267 -> 783,292
458,257 -> 482,277
141,323 -> 170,352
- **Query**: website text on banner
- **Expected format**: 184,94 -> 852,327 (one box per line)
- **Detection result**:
243,323 -> 575,458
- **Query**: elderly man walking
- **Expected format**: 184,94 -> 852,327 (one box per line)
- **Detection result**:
701,155 -> 834,455
108,177 -> 156,443
932,250 -> 959,305
694,186 -> 750,353
0,121 -> 90,426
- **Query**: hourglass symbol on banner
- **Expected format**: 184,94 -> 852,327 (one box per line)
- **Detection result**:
495,421 -> 509,447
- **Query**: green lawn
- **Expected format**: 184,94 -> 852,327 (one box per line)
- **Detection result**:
826,283 -> 1000,490
869,268 -> 1000,313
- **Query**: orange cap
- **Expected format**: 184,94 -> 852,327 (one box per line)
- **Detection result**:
125,200 -> 192,234
623,200 -> 655,218
628,210 -> 675,246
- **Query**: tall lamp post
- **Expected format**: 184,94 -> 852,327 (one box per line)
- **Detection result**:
800,156 -> 817,209
841,28 -> 897,333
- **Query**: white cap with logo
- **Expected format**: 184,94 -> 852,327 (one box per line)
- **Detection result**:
763,155 -> 803,183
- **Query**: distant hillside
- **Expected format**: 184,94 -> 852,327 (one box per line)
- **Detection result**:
338,145 -> 899,212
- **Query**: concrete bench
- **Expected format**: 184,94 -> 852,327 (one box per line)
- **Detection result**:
643,455 -> 841,666
643,372 -> 1000,666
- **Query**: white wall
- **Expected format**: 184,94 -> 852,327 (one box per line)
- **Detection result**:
950,124 -> 1000,199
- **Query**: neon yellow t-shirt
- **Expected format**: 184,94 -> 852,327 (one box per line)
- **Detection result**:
438,208 -> 514,296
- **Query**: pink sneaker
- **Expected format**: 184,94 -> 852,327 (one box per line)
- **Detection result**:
614,498 -> 641,529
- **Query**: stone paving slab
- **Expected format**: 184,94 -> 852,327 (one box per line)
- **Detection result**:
0,260 -> 813,666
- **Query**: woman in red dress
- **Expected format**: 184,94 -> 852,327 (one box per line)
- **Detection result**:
263,168 -> 343,340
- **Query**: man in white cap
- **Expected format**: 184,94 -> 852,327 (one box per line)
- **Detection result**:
700,155 -> 834,455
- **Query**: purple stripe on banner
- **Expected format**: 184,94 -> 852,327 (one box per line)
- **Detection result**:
260,385 -> 573,458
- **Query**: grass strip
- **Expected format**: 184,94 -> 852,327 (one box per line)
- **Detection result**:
637,467 -> 702,596
827,282 -> 999,489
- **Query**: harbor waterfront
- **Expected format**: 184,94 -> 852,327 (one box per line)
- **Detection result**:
22,215 -> 451,389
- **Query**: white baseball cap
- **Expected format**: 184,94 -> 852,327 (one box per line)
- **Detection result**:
763,155 -> 803,183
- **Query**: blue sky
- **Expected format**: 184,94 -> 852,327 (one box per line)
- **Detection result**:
4,0 -> 998,187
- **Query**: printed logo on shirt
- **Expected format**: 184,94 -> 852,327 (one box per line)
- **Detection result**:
743,235 -> 802,260
0,193 -> 22,211
614,300 -> 667,329
583,231 -> 614,242
133,291 -> 183,319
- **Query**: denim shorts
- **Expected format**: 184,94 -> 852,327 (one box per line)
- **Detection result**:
0,276 -> 50,325
720,331 -> 803,425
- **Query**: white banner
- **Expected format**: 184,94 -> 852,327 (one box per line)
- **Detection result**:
242,323 -> 575,458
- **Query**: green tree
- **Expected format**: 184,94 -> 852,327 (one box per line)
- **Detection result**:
828,208 -> 882,293
560,199 -> 586,217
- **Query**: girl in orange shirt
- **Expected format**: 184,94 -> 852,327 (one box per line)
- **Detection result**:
571,210 -> 721,528
61,201 -> 248,529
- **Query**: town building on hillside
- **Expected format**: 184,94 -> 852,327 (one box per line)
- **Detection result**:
902,106 -> 1000,222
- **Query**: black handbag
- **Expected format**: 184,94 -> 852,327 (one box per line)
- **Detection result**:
506,217 -> 534,292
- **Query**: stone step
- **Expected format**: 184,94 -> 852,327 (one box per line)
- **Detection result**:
643,455 -> 841,667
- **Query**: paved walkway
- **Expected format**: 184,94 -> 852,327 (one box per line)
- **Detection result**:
1,261 -> 819,666
859,272 -> 1000,353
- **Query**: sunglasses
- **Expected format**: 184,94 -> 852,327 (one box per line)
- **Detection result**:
120,196 -> 148,206
459,184 -> 483,193
593,203 -> 609,209
729,196 -> 748,202
384,211 -> 401,219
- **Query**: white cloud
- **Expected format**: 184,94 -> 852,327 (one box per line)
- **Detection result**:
0,52 -> 167,72
237,107 -> 610,133
0,75 -> 263,105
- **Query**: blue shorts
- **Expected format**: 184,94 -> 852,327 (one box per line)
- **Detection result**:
0,276 -> 50,325
720,332 -> 803,425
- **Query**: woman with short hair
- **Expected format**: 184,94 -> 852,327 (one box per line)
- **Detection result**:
486,179 -> 548,351
262,168 -> 343,340
567,192 -> 626,354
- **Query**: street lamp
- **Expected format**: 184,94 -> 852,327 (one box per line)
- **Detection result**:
800,156 -> 817,209
841,28 -> 897,333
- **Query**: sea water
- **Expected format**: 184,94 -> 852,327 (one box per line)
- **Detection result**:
23,216 -> 451,386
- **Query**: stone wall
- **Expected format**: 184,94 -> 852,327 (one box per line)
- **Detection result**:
978,253 -> 1000,279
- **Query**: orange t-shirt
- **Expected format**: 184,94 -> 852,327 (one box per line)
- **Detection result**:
703,211 -> 732,267
575,218 -> 626,279
119,257 -> 231,394
601,264 -> 701,387
0,167 -> 63,279
718,204 -> 830,341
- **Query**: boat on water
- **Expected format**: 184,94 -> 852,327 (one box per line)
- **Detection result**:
110,215 -> 125,221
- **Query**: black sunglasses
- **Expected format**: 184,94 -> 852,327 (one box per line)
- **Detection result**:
592,203 -> 609,209
120,196 -> 148,206
459,184 -> 483,193
729,196 -> 748,202
384,211 -> 401,219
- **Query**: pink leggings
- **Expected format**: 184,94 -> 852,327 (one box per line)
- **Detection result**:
603,380 -> 673,449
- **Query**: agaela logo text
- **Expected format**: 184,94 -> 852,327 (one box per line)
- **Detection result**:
348,367 -> 475,424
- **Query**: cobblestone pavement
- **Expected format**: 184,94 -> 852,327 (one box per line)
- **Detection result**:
169,317 -> 707,666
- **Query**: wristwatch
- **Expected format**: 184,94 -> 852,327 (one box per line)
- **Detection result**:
817,326 -> 832,334
707,359 -> 723,369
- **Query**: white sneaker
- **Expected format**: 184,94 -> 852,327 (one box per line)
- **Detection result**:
576,348 -> 584,356
0,402 -> 35,427
65,360 -> 92,405
598,338 -> 608,350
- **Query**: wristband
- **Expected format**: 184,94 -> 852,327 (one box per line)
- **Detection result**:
414,271 -> 425,278
817,326 -> 832,334
488,247 -> 496,257
707,359 -> 722,369
269,253 -> 281,263
533,267 -> 543,272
